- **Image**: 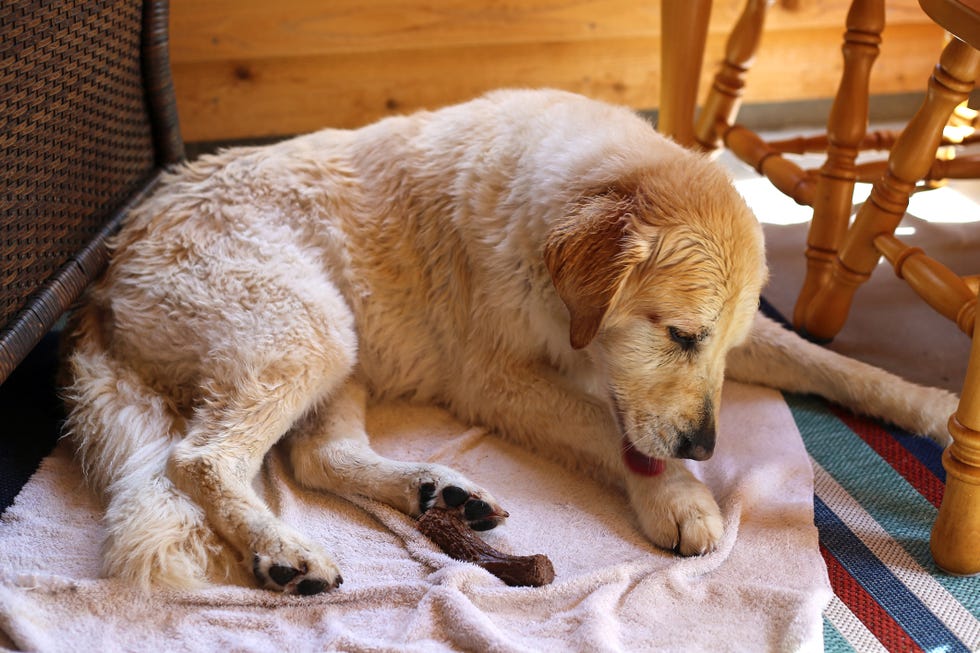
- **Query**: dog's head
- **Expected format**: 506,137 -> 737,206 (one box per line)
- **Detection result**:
544,157 -> 767,462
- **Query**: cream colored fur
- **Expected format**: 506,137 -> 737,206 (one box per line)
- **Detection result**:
63,89 -> 959,594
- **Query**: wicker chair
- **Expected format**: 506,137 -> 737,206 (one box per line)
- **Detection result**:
0,0 -> 184,384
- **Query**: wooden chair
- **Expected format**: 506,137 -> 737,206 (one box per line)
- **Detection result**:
0,0 -> 185,384
660,0 -> 980,576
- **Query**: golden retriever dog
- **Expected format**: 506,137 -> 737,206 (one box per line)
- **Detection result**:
63,89 -> 957,595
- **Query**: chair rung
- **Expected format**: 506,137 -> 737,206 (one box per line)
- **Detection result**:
723,125 -> 816,205
767,129 -> 901,155
874,232 -> 976,336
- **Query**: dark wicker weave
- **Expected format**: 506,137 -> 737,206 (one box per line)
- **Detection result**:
0,0 -> 184,383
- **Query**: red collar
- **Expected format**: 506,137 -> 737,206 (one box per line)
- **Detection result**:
622,436 -> 665,476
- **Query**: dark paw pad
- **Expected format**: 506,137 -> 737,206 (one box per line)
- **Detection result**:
459,497 -> 507,531
416,483 -> 507,531
269,564 -> 300,586
442,485 -> 470,507
297,578 -> 332,595
419,482 -> 438,512
463,499 -> 493,521
253,555 -> 341,595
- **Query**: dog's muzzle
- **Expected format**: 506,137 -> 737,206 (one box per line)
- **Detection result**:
675,410 -> 715,461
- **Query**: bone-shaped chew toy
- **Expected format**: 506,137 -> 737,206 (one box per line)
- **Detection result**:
417,507 -> 556,587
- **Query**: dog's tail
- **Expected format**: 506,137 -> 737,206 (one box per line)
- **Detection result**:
62,304 -> 234,591
726,313 -> 960,446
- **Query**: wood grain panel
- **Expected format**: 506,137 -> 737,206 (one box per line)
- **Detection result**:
169,1 -> 947,142
170,0 -> 934,63
173,37 -> 664,140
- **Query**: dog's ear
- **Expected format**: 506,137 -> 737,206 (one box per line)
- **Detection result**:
543,189 -> 649,349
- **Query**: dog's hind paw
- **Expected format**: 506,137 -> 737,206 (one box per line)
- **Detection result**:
417,479 -> 509,532
253,553 -> 343,595
250,528 -> 343,595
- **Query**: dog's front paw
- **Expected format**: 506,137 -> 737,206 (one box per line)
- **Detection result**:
414,470 -> 508,532
626,464 -> 723,557
250,525 -> 343,595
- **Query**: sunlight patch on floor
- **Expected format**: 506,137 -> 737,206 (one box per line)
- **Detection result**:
908,185 -> 980,224
733,177 -> 812,225
735,176 -> 980,227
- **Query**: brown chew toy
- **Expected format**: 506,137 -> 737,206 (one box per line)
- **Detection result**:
417,507 -> 556,587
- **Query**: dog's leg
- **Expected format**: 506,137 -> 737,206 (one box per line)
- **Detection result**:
288,378 -> 508,530
452,364 -> 724,555
622,461 -> 724,556
168,357 -> 347,595
64,310 -> 227,591
727,313 -> 959,444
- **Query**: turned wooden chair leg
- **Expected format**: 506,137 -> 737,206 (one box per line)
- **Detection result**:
793,0 -> 884,333
932,285 -> 980,576
659,0 -> 712,148
802,37 -> 980,341
866,218 -> 979,575
694,0 -> 773,152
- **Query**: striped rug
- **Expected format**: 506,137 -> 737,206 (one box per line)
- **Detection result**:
786,393 -> 980,652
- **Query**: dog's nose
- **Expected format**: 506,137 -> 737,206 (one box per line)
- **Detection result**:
675,412 -> 715,461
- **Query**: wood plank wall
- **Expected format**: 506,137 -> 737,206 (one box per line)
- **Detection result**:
169,0 -> 947,143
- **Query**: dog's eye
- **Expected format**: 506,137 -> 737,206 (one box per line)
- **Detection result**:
668,326 -> 699,352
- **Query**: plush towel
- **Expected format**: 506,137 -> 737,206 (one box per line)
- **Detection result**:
0,381 -> 831,652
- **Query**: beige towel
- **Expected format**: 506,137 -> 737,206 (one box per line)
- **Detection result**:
0,381 -> 831,652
